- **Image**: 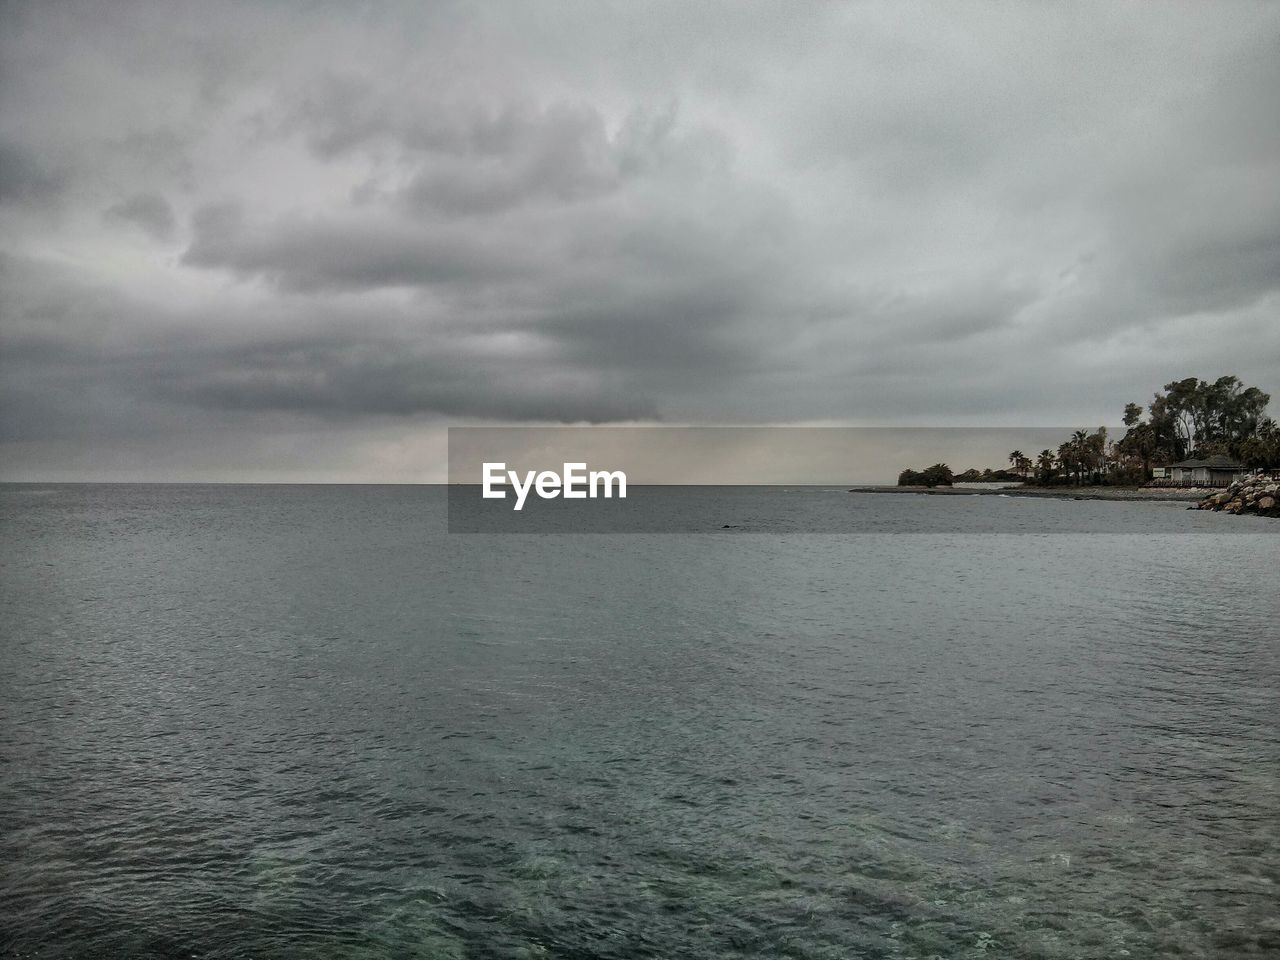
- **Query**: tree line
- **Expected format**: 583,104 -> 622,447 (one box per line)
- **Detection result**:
898,375 -> 1277,487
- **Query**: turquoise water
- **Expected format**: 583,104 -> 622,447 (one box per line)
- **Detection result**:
1,484 -> 1277,958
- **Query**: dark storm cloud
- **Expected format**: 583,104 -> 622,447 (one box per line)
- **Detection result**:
395,103 -> 673,218
289,83 -> 702,218
182,202 -> 544,291
1134,228 -> 1280,320
0,141 -> 64,206
104,192 -> 176,242
0,252 -> 657,444
156,337 -> 656,423
1,1 -> 1279,479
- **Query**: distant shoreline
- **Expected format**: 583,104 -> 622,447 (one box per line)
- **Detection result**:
849,485 -> 1205,502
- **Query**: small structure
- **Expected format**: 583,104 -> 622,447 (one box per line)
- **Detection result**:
1166,455 -> 1247,487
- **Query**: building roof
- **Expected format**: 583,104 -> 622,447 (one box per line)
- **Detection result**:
1169,455 -> 1245,470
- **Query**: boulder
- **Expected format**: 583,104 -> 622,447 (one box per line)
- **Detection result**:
1192,473 -> 1279,518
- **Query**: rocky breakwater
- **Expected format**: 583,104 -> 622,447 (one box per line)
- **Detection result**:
1194,474 -> 1280,517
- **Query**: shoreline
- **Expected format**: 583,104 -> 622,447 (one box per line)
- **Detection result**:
848,485 -> 1206,502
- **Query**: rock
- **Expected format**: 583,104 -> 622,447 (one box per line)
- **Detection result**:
1192,473 -> 1279,518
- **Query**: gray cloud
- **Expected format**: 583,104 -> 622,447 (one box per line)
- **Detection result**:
0,141 -> 64,206
1,1 -> 1278,480
156,339 -> 656,423
182,202 -> 545,291
104,192 -> 176,241
288,83 -> 713,218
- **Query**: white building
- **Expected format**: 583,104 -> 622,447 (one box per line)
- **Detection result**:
1166,456 -> 1247,486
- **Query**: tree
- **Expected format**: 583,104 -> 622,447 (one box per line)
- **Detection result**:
1149,377 -> 1201,457
1008,450 -> 1032,478
1036,449 -> 1056,484
1239,418 -> 1280,468
1202,376 -> 1269,447
920,463 -> 954,487
1144,375 -> 1271,460
897,463 -> 954,487
1117,375 -> 1273,474
1058,429 -> 1092,485
1085,427 -> 1107,483
1117,421 -> 1159,481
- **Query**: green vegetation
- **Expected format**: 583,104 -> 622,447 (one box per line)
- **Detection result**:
897,463 -> 955,487
896,375 -> 1277,487
1029,375 -> 1277,486
956,467 -> 1022,483
1007,450 -> 1032,478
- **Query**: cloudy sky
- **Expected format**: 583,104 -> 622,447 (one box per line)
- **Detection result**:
2,1 -> 1278,481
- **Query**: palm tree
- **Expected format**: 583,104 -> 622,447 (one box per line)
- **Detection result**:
1036,449 -> 1055,484
1071,429 -> 1090,484
1008,450 -> 1025,477
1090,427 -> 1108,483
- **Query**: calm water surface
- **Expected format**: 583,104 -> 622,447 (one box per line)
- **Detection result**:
1,485 -> 1277,959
